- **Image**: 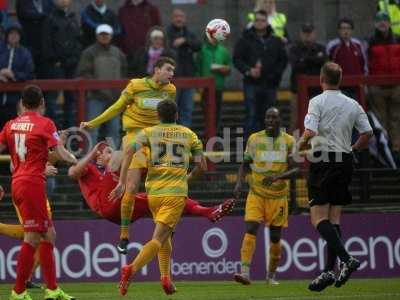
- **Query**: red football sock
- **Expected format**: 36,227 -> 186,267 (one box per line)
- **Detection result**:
184,198 -> 214,217
39,241 -> 57,290
14,242 -> 36,294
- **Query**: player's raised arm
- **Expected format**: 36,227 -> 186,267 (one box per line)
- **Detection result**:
81,88 -> 132,129
68,142 -> 108,180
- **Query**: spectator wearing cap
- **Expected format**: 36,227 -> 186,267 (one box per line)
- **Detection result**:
78,24 -> 127,144
368,11 -> 400,155
327,18 -> 367,98
16,0 -> 53,78
289,23 -> 326,131
41,0 -> 81,128
167,8 -> 201,127
128,26 -> 175,78
0,22 -> 34,129
117,0 -> 161,55
377,0 -> 400,38
81,0 -> 121,49
233,9 -> 288,141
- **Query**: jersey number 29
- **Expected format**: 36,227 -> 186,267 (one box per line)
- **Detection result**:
14,133 -> 27,162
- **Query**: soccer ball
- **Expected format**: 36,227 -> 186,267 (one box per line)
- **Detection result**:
206,19 -> 230,42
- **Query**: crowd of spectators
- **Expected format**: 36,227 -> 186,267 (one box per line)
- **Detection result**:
0,0 -> 399,163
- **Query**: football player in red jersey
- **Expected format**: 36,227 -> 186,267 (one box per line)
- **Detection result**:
67,142 -> 234,295
0,85 -> 77,300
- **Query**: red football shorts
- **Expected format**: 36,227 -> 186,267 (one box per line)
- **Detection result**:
12,180 -> 52,232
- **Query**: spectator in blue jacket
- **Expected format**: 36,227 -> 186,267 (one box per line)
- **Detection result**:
16,0 -> 53,78
0,22 -> 34,129
81,0 -> 121,49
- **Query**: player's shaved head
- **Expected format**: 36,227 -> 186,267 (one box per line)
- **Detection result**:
157,100 -> 177,123
21,85 -> 44,109
265,107 -> 281,136
321,62 -> 342,86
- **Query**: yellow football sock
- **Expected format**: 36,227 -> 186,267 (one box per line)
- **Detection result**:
120,192 -> 135,240
0,223 -> 24,240
240,233 -> 256,275
158,237 -> 172,279
268,241 -> 282,274
130,239 -> 162,273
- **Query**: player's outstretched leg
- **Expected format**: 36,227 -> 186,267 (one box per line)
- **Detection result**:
184,198 -> 235,222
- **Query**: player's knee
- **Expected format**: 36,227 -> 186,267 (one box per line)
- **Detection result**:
24,232 -> 41,248
245,222 -> 260,235
269,226 -> 282,243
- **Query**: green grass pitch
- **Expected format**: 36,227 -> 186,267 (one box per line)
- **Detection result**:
1,279 -> 400,300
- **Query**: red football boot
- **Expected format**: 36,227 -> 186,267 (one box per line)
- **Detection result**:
161,276 -> 177,295
119,265 -> 133,296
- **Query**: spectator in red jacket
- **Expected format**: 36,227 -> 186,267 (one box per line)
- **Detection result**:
117,0 -> 161,55
327,18 -> 367,98
368,11 -> 400,154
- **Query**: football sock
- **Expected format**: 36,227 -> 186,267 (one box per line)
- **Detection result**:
0,223 -> 24,240
27,248 -> 41,282
120,192 -> 135,240
158,237 -> 172,279
317,220 -> 350,263
39,241 -> 57,290
240,233 -> 256,276
324,224 -> 341,272
14,242 -> 36,294
184,198 -> 213,217
268,241 -> 282,276
130,239 -> 162,273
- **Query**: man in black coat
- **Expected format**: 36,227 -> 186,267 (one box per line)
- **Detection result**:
234,10 -> 288,140
80,0 -> 121,49
16,0 -> 54,78
166,8 -> 201,127
41,0 -> 81,128
288,23 -> 326,131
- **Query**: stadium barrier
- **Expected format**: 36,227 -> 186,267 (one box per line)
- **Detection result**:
0,77 -> 217,169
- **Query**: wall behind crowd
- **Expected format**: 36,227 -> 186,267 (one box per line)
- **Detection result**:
7,0 -> 377,88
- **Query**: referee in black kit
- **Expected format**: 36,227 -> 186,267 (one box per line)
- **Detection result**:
298,62 -> 373,291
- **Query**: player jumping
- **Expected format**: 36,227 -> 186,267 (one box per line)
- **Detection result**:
81,57 -> 177,253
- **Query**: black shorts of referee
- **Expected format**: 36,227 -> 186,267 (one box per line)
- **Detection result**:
308,151 -> 353,207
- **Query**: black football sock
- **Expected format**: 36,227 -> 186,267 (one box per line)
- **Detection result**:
324,224 -> 342,272
317,220 -> 349,263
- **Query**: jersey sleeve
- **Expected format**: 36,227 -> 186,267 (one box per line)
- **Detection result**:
43,120 -> 60,149
190,131 -> 203,156
354,103 -> 372,134
86,80 -> 138,129
304,98 -> 320,133
243,135 -> 254,163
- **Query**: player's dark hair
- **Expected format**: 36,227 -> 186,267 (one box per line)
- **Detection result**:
154,56 -> 176,71
255,9 -> 268,17
337,18 -> 354,29
157,100 -> 177,123
321,62 -> 342,86
21,85 -> 43,109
